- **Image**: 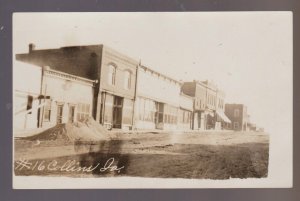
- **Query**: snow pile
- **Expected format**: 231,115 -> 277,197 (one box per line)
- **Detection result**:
23,117 -> 111,142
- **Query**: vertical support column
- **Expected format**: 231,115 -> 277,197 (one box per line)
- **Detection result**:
92,81 -> 100,121
131,60 -> 140,130
37,66 -> 45,128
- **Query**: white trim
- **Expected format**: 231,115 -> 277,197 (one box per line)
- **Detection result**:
44,69 -> 96,86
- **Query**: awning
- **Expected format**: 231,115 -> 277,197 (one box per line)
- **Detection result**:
216,110 -> 231,123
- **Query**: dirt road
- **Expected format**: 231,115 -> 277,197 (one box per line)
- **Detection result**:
14,131 -> 269,179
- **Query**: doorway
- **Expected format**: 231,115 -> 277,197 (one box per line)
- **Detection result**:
155,102 -> 164,129
112,96 -> 123,128
56,105 -> 63,124
68,105 -> 75,123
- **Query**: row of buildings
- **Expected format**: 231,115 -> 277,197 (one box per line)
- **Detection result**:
14,43 -> 256,132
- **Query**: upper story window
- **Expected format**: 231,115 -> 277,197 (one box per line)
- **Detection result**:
108,64 -> 116,85
124,70 -> 131,90
234,109 -> 240,117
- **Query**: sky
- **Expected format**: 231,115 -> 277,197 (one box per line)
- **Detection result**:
13,12 -> 293,134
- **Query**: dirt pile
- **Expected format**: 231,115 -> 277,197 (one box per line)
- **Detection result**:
23,117 -> 111,142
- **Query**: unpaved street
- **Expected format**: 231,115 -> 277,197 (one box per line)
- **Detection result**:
14,131 -> 269,179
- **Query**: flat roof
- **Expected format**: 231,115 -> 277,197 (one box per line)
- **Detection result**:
140,65 -> 182,85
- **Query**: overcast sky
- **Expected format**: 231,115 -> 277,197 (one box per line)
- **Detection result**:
13,12 -> 292,134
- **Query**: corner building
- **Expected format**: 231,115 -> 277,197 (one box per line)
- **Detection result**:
16,44 -> 138,130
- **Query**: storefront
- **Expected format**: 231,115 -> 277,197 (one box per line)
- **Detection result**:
134,65 -> 182,130
14,62 -> 95,133
99,92 -> 134,130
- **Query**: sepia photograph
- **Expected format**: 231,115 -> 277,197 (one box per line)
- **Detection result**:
12,12 -> 292,188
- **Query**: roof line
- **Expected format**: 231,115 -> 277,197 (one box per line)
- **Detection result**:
140,64 -> 182,85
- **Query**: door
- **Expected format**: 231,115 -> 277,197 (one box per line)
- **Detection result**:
68,106 -> 75,123
56,105 -> 63,124
112,96 -> 123,128
155,102 -> 164,129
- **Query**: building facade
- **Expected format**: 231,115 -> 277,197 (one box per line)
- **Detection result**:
215,89 -> 231,130
181,80 -> 231,130
202,80 -> 218,129
96,46 -> 138,130
134,65 -> 182,130
14,61 -> 95,132
181,81 -> 206,130
14,61 -> 42,131
39,67 -> 95,128
16,43 -> 251,132
178,93 -> 193,130
225,104 -> 249,131
16,44 -> 139,130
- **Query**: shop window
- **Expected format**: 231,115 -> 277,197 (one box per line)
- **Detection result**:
122,99 -> 133,125
104,94 -> 114,123
77,103 -> 90,121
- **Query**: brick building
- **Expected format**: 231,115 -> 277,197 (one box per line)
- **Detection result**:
16,44 -> 138,130
181,81 -> 207,130
181,80 -> 230,130
225,104 -> 249,131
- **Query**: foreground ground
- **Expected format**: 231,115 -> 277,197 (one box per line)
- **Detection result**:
14,131 -> 269,179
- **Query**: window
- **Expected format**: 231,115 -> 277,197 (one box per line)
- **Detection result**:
122,99 -> 133,125
234,122 -> 239,129
77,103 -> 90,121
138,98 -> 157,123
234,109 -> 240,117
180,109 -> 191,124
43,99 -> 52,121
104,94 -> 114,123
108,64 -> 116,85
163,105 -> 177,124
124,70 -> 131,90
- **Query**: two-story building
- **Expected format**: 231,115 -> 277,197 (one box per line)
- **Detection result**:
181,81 -> 207,130
16,44 -> 138,131
181,80 -> 230,130
96,46 -> 138,130
215,89 -> 231,130
225,104 -> 248,131
202,80 -> 218,129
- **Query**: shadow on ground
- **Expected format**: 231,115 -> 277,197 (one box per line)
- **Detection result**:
14,140 -> 269,179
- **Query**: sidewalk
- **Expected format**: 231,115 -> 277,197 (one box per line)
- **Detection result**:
14,126 -> 234,138
110,128 -> 233,135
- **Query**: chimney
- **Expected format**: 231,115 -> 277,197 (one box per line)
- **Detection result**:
29,43 -> 35,53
